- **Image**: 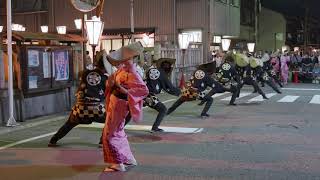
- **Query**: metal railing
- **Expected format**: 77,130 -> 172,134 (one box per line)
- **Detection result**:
160,48 -> 203,86
160,48 -> 203,68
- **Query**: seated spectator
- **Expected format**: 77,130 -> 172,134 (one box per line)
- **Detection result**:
312,63 -> 320,83
301,54 -> 314,73
290,53 -> 302,71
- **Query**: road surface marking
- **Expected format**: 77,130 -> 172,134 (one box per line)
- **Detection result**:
212,92 -> 230,98
247,93 -> 277,102
282,88 -> 320,91
310,95 -> 320,104
0,98 -> 178,150
163,99 -> 177,103
143,98 -> 176,109
277,95 -> 299,103
0,132 -> 56,150
78,123 -> 203,134
221,92 -> 251,101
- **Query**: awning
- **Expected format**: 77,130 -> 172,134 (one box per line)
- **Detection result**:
104,28 -> 155,36
2,32 -> 86,43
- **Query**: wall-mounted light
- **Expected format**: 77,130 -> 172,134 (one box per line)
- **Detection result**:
282,45 -> 289,53
41,26 -> 48,33
213,36 -> 221,43
0,26 -> 3,32
56,26 -> 67,34
221,39 -> 231,52
142,33 -> 151,47
294,47 -> 299,52
74,19 -> 82,30
12,24 -> 25,31
12,24 -> 20,31
247,43 -> 255,53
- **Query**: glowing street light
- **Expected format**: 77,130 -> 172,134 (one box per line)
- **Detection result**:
85,16 -> 104,60
178,33 -> 190,88
56,26 -> 66,34
247,43 -> 255,53
221,39 -> 231,52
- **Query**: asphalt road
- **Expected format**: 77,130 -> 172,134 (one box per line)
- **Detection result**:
1,83 -> 320,180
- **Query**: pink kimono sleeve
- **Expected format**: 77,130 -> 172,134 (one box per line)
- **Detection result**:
104,74 -> 115,111
127,71 -> 149,123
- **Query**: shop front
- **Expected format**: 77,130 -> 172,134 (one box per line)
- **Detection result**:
0,32 -> 84,124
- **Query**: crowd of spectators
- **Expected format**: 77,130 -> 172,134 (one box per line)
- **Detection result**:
289,51 -> 320,83
210,49 -> 320,84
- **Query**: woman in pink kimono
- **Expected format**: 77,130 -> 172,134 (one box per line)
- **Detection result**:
271,56 -> 280,75
280,51 -> 291,85
102,42 -> 149,172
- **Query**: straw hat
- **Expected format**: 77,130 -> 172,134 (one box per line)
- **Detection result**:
235,53 -> 249,67
198,61 -> 216,74
107,42 -> 144,65
155,58 -> 176,67
250,57 -> 262,68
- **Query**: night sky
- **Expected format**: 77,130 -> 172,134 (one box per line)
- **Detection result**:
261,0 -> 320,20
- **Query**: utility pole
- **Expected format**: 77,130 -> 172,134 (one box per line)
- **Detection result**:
173,0 -> 177,47
0,22 -> 4,88
303,1 -> 309,52
254,0 -> 259,46
130,0 -> 134,43
6,0 -> 18,127
0,39 -> 4,89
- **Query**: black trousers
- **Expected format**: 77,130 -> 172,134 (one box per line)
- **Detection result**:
268,72 -> 283,87
238,78 -> 267,98
272,75 -> 283,87
167,95 -> 213,116
256,78 -> 281,94
49,112 -> 105,144
202,85 -> 238,105
223,85 -> 238,104
125,102 -> 167,129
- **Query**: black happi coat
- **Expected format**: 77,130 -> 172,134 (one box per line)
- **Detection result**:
145,67 -> 180,96
263,61 -> 277,77
71,68 -> 108,124
78,68 -> 108,102
184,69 -> 224,100
217,62 -> 240,87
237,65 -> 258,84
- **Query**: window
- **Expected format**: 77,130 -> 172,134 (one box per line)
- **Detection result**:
101,40 -> 111,53
229,0 -> 240,7
112,39 -> 123,50
135,38 -> 154,47
216,0 -> 227,4
179,30 -> 202,43
241,0 -> 255,26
